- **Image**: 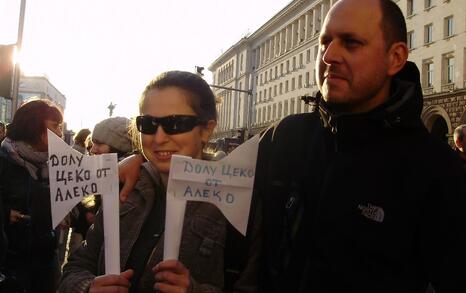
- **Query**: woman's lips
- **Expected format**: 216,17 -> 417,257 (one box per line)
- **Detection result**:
154,151 -> 174,161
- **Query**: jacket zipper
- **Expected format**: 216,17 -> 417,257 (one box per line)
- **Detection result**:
328,115 -> 339,152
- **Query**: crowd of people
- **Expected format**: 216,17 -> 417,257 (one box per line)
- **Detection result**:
1,0 -> 466,292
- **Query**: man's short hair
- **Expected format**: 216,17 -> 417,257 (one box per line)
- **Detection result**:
454,124 -> 466,143
379,0 -> 407,48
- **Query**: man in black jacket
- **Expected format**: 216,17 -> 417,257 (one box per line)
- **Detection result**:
256,0 -> 466,292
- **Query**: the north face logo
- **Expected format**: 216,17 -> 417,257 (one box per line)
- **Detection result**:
358,203 -> 385,223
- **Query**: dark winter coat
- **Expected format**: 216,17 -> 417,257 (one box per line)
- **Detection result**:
0,148 -> 58,292
256,62 -> 466,293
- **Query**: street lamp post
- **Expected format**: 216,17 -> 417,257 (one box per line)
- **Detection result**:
194,66 -> 254,141
11,0 -> 27,117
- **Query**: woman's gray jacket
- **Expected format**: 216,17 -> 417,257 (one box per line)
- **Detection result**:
59,163 -> 259,293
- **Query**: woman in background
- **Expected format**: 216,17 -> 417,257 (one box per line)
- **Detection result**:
0,98 -> 63,293
72,128 -> 91,155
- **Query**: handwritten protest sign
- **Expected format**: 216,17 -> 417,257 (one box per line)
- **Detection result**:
47,130 -> 120,274
164,134 -> 259,260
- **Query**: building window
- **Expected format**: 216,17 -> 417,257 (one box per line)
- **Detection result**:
269,87 -> 272,99
270,69 -> 273,80
258,108 -> 261,124
424,0 -> 433,9
285,80 -> 289,92
306,49 -> 311,63
272,104 -> 277,120
407,0 -> 414,16
279,83 -> 283,95
407,31 -> 415,49
444,16 -> 453,38
314,45 -> 318,60
299,53 -> 303,67
291,78 -> 296,90
286,60 -> 290,73
424,24 -> 433,44
274,85 -> 277,97
259,91 -> 262,102
305,72 -> 310,87
275,66 -> 278,78
240,54 -> 243,71
443,55 -> 455,84
284,100 -> 288,116
422,59 -> 434,88
292,57 -> 296,70
264,89 -> 267,100
296,97 -> 301,113
280,63 -> 284,75
278,102 -> 282,119
290,99 -> 295,115
298,75 -> 303,88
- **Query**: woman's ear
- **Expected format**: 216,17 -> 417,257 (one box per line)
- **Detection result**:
387,41 -> 409,77
201,120 -> 217,145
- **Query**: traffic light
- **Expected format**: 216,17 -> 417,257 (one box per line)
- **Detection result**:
0,45 -> 15,99
195,66 -> 204,76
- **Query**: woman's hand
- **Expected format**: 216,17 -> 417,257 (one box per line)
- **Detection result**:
89,269 -> 133,293
118,154 -> 144,203
153,260 -> 192,293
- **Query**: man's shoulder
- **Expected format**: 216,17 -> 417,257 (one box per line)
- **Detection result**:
261,112 -> 321,144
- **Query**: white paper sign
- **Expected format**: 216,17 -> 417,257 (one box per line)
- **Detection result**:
47,130 -> 120,274
163,134 -> 259,260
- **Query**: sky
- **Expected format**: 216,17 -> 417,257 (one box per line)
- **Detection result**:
0,0 -> 292,132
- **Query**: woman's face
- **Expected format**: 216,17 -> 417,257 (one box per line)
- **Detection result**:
90,141 -> 111,155
37,119 -> 63,151
141,86 -> 215,176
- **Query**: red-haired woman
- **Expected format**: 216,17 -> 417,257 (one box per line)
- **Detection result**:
0,98 -> 63,293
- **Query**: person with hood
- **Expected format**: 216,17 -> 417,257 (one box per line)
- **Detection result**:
255,0 -> 466,292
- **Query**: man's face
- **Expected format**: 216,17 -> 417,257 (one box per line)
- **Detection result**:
316,0 -> 392,113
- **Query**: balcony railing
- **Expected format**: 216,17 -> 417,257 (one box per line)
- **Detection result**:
423,87 -> 434,95
441,83 -> 455,92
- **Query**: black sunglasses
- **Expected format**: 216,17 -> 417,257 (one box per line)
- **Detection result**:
136,115 -> 205,135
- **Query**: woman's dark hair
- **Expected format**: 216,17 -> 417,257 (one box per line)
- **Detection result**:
6,98 -> 63,145
139,70 -> 217,122
73,128 -> 91,146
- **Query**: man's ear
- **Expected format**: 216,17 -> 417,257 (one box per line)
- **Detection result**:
387,42 -> 409,77
201,120 -> 217,145
455,136 -> 464,151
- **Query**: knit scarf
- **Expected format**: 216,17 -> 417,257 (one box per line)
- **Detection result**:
1,137 -> 49,180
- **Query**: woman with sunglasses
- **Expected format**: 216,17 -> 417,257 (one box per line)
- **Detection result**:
59,71 -> 258,293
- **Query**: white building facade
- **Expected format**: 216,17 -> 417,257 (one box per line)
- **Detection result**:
18,75 -> 66,112
0,75 -> 66,123
397,0 -> 466,142
210,0 -> 466,143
